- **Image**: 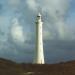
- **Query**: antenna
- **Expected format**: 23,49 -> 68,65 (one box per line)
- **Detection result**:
37,6 -> 43,14
41,9 -> 52,30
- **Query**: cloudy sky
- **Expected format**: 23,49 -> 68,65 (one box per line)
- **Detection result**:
0,0 -> 75,64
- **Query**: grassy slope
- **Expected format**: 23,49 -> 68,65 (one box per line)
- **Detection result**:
0,58 -> 75,75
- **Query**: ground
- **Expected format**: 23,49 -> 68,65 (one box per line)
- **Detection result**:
0,58 -> 75,75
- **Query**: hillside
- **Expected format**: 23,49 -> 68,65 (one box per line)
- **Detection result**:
0,58 -> 75,75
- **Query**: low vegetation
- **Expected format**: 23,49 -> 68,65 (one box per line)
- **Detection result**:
0,58 -> 75,75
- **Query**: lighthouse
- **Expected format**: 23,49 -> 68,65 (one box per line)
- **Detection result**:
34,13 -> 45,64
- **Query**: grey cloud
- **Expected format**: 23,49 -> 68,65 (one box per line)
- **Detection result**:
0,0 -> 75,64
8,0 -> 71,40
44,40 -> 75,63
23,0 -> 71,40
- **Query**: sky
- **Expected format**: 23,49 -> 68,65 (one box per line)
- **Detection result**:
0,0 -> 75,64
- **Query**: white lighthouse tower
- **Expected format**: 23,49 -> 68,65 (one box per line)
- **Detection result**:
34,13 -> 45,64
